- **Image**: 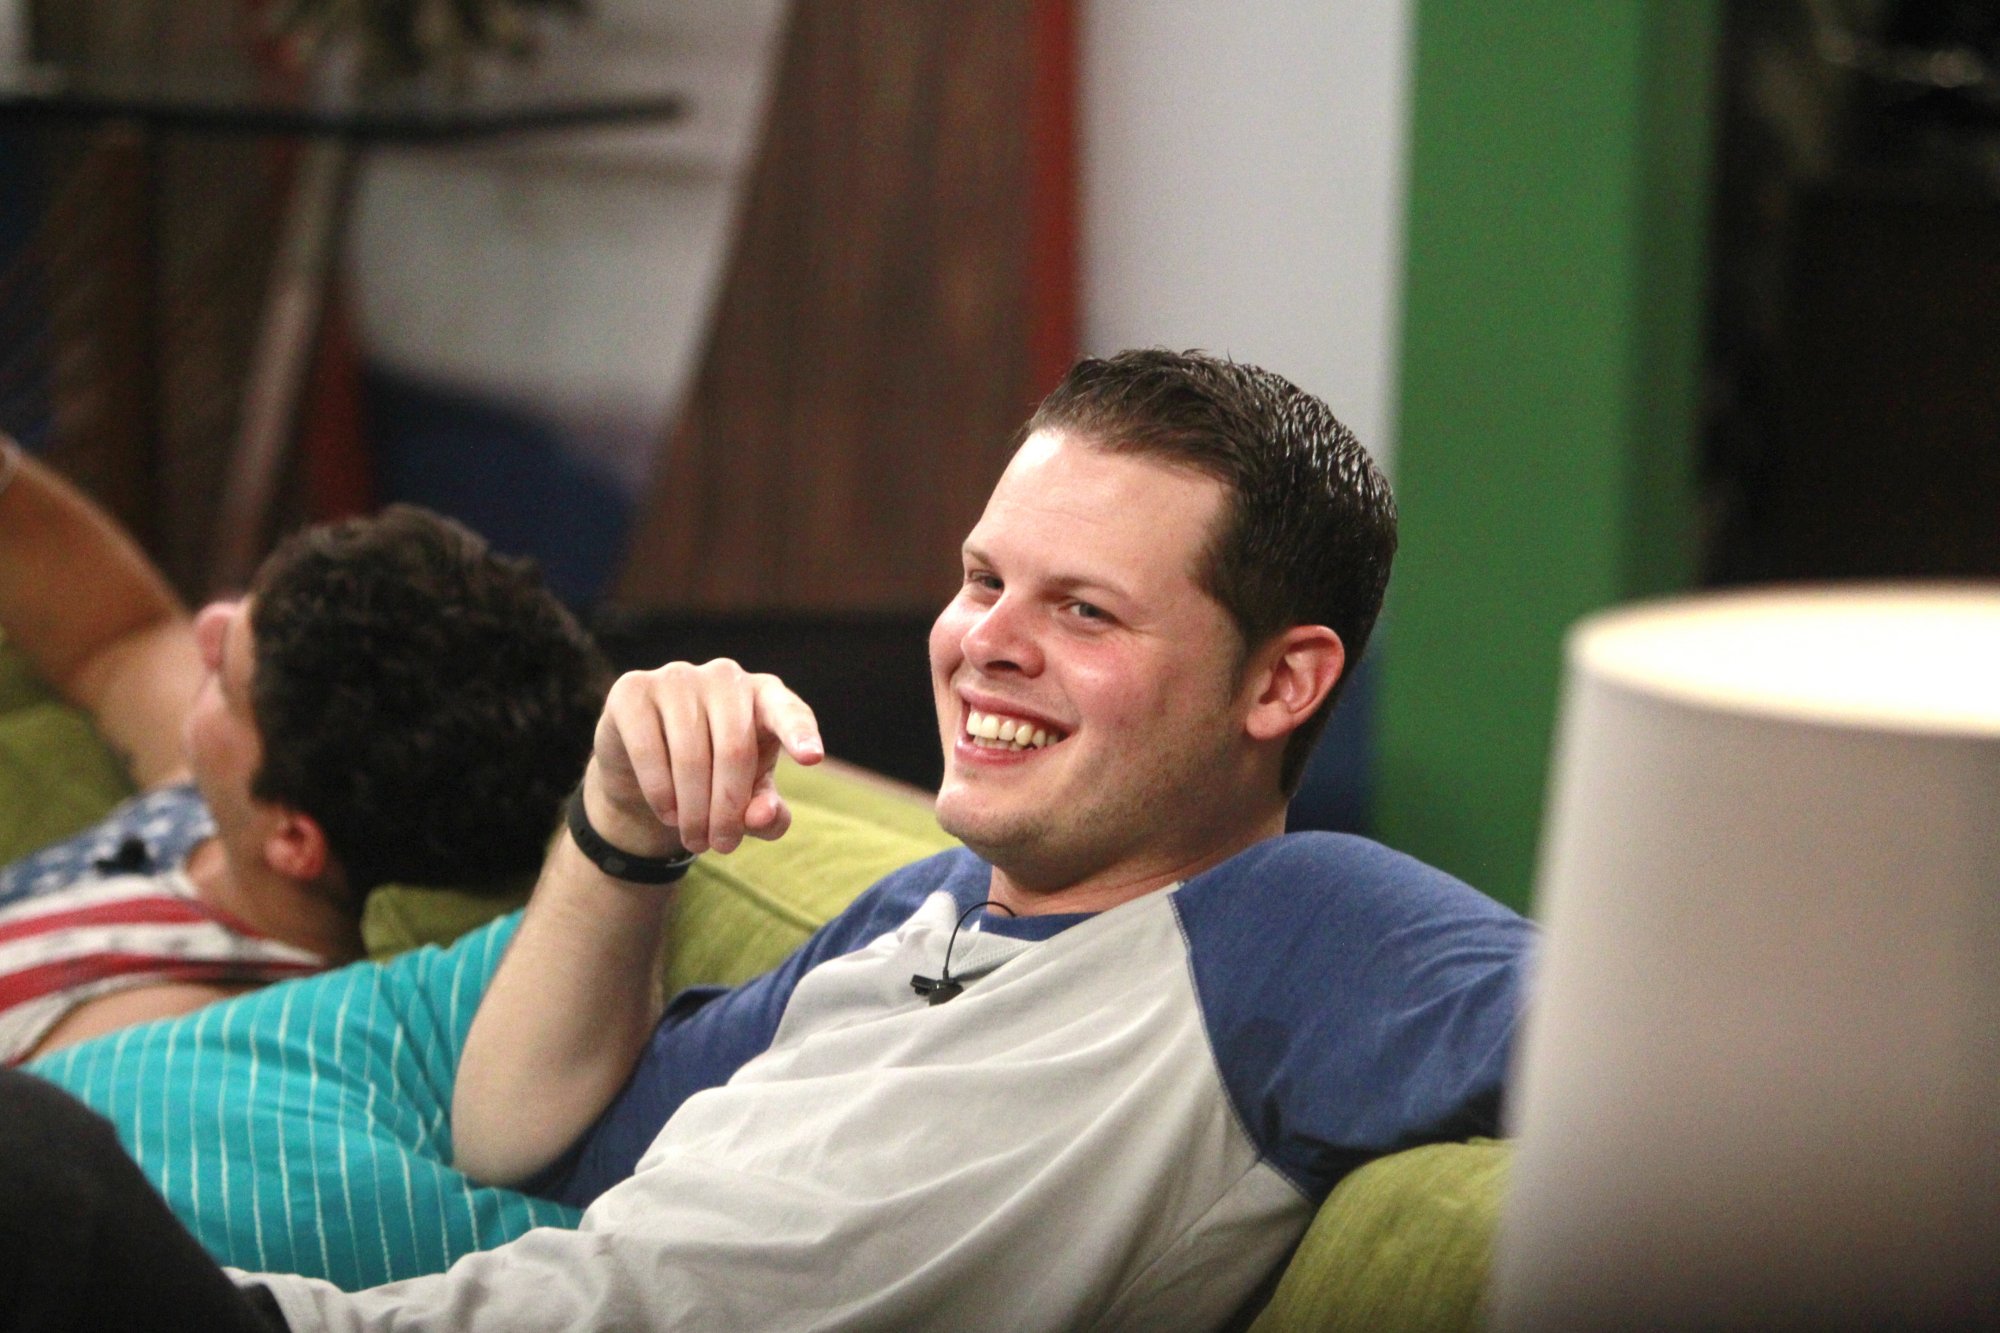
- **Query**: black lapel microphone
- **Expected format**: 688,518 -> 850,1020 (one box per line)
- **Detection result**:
93,837 -> 155,876
911,900 -> 1017,1005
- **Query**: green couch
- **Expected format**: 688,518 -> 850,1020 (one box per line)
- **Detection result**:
1,645 -> 1508,1330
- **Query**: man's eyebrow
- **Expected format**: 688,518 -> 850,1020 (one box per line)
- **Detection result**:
1048,572 -> 1132,603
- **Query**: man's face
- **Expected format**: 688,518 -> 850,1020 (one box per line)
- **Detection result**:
185,599 -> 268,846
929,431 -> 1264,897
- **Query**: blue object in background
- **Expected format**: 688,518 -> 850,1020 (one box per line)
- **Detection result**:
365,366 -> 633,610
1286,654 -> 1377,837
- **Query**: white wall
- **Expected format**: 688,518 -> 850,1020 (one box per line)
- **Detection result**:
346,0 -> 787,495
348,1 -> 1414,489
1080,0 -> 1413,469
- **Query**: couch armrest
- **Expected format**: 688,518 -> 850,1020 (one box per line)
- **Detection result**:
1250,1139 -> 1510,1333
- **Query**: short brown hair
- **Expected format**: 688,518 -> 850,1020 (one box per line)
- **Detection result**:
1027,349 -> 1397,794
248,506 -> 608,896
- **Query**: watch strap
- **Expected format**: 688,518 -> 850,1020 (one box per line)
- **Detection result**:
564,786 -> 696,885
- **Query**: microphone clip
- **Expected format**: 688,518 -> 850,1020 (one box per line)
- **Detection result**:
908,898 -> 1016,1006
909,974 -> 964,1005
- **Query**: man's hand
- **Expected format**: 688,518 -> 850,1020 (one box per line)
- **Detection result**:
585,659 -> 825,859
454,660 -> 822,1186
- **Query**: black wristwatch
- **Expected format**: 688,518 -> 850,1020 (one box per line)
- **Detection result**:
564,786 -> 697,885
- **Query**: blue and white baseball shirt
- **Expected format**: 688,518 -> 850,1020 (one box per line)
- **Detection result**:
258,832 -> 1534,1332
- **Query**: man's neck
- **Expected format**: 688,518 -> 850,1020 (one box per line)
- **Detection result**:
983,808 -> 1288,918
183,838 -> 364,963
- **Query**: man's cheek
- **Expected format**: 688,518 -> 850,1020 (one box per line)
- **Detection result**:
928,605 -> 975,673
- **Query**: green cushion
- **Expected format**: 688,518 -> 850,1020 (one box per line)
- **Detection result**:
1250,1139 -> 1510,1333
0,642 -> 136,863
360,877 -> 535,959
360,758 -> 957,985
0,700 -> 136,861
769,758 -> 950,846
0,637 -> 61,714
661,771 -> 955,993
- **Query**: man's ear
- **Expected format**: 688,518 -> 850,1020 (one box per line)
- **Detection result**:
261,807 -> 331,884
1243,625 -> 1346,743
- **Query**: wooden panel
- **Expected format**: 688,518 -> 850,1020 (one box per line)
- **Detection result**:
32,128 -> 294,600
612,0 -> 1059,614
19,0 -> 295,600
34,129 -> 163,551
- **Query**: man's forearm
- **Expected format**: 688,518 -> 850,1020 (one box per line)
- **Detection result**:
450,828 -> 677,1186
0,443 -> 185,687
453,661 -> 819,1187
0,441 -> 200,785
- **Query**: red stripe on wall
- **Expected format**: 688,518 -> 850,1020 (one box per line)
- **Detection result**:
1027,0 -> 1079,403
299,289 -> 377,521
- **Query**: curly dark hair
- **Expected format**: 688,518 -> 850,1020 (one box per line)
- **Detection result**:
245,505 -> 608,897
1027,349 -> 1398,795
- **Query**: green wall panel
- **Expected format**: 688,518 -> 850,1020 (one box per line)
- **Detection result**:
1377,2 -> 1719,912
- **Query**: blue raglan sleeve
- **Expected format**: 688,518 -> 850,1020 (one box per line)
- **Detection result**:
1171,833 -> 1536,1201
527,848 -> 980,1207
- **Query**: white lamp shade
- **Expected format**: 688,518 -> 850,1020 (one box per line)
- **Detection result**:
1491,584 -> 2000,1331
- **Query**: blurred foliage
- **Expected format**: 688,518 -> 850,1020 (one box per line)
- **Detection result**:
270,0 -> 589,81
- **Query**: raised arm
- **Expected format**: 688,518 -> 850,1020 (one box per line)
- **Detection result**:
0,438 -> 203,790
451,658 -> 823,1186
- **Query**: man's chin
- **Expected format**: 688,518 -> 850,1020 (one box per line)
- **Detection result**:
933,791 -> 985,846
935,793 -> 1035,863
938,805 -> 1112,901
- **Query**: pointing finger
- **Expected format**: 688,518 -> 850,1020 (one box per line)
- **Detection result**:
755,676 -> 823,765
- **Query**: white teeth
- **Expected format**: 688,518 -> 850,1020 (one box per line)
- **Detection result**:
966,709 -> 1061,751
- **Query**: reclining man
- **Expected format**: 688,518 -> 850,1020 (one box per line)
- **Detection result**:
1,350 -> 1533,1330
0,439 -> 607,1061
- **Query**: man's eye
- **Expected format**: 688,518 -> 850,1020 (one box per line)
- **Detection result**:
1068,601 -> 1107,622
966,571 -> 1001,592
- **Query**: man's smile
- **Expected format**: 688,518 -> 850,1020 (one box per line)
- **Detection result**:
956,694 -> 1071,756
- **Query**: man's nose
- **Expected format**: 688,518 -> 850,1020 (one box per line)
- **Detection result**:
960,595 -> 1043,676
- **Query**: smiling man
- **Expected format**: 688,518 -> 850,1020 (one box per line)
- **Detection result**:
189,349 -> 1531,1333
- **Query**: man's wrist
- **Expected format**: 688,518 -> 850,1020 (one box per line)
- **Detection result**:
566,785 -> 695,885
